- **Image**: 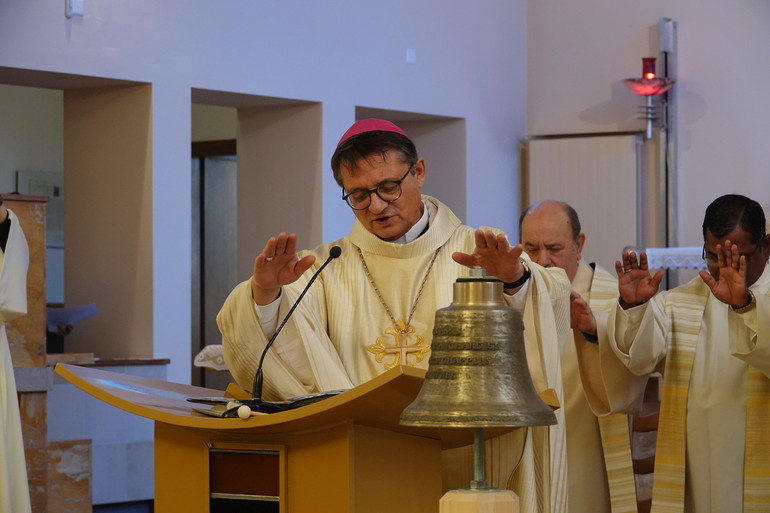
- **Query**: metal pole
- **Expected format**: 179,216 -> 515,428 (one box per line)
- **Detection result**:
659,17 -> 678,248
645,95 -> 654,140
470,427 -> 488,490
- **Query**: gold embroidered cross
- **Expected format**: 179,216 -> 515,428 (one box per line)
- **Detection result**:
367,319 -> 431,369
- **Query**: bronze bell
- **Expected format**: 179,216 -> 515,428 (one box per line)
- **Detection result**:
400,267 -> 556,428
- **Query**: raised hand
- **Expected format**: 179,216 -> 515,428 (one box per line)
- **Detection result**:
452,230 -> 527,287
251,233 -> 316,305
698,240 -> 749,308
614,250 -> 664,309
570,290 -> 597,335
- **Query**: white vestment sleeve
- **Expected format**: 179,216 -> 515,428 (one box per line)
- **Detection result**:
503,278 -> 529,307
255,296 -> 316,388
729,292 -> 770,377
256,297 -> 280,336
608,298 -> 668,376
516,261 -> 571,513
219,279 -> 354,400
505,261 -> 569,395
576,309 -> 648,415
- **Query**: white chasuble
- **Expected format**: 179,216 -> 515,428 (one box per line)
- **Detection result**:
0,210 -> 32,513
609,263 -> 770,513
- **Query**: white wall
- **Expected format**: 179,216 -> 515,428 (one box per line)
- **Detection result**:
0,85 -> 63,192
0,0 -> 527,383
527,0 -> 770,247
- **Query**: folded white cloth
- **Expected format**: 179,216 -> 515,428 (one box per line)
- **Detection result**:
193,344 -> 228,371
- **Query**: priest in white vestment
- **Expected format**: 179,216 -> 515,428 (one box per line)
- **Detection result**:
609,194 -> 770,513
218,119 -> 572,513
0,198 -> 32,513
519,200 -> 641,513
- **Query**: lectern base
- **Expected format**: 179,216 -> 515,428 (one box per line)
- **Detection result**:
439,489 -> 518,513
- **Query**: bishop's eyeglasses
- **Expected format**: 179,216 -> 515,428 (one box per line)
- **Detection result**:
341,164 -> 414,210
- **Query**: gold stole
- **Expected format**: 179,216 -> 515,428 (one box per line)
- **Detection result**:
597,415 -> 639,513
652,280 -> 770,513
589,265 -> 639,513
745,365 -> 770,512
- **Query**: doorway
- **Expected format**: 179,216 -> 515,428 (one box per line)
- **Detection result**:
191,140 -> 237,389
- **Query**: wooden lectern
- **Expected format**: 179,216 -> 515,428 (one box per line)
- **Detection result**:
55,363 -> 502,513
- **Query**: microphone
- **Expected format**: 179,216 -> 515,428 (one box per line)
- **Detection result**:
227,245 -> 342,416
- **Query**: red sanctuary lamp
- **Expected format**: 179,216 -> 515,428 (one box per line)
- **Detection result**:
622,57 -> 676,138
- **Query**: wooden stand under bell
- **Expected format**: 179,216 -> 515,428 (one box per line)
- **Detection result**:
439,428 -> 518,513
440,489 -> 518,513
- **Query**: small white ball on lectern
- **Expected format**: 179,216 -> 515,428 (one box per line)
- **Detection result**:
227,401 -> 240,410
237,405 -> 251,419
